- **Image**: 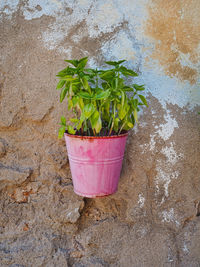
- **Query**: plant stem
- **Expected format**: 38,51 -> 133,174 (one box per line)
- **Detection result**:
108,116 -> 112,130
86,120 -> 90,136
108,123 -> 113,136
95,73 -> 98,88
109,101 -> 116,136
118,121 -> 126,135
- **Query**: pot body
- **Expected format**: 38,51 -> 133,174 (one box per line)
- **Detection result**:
64,133 -> 128,198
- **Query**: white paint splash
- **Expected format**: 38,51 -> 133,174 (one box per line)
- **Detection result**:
140,110 -> 178,154
138,193 -> 145,208
153,140 -> 183,203
155,166 -> 179,199
161,142 -> 183,165
156,112 -> 178,141
140,133 -> 156,153
182,243 -> 189,253
138,107 -> 183,206
161,208 -> 180,226
155,142 -> 183,200
149,134 -> 156,151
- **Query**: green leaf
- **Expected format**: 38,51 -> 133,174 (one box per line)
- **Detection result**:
72,96 -> 79,106
118,107 -> 127,120
127,121 -> 134,128
122,86 -> 134,92
80,112 -> 85,122
79,91 -> 93,99
117,78 -> 124,89
99,70 -> 115,81
90,110 -> 102,133
68,99 -> 73,110
64,59 -> 79,67
102,82 -> 109,89
78,98 -> 84,110
68,83 -> 74,98
133,84 -> 145,91
67,125 -> 76,135
81,76 -> 90,90
117,60 -> 126,65
120,90 -> 125,107
56,80 -> 66,90
105,61 -> 118,67
61,116 -> 66,125
85,68 -> 95,74
83,103 -> 95,119
134,109 -> 138,123
125,102 -> 130,114
76,120 -> 83,130
60,87 -> 68,102
131,114 -> 135,125
132,98 -> 139,108
71,80 -> 80,86
57,67 -> 69,76
119,66 -> 138,77
117,103 -> 121,110
138,95 -> 148,106
103,101 -> 110,114
70,118 -> 79,124
95,89 -> 110,100
88,79 -> 95,84
77,57 -> 88,69
105,60 -> 126,66
59,75 -> 76,82
57,66 -> 76,77
114,118 -> 120,132
58,126 -> 66,139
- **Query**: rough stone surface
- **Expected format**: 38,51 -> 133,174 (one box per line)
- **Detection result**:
0,1 -> 200,266
0,139 -> 6,157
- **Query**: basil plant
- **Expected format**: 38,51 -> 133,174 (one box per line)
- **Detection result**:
56,57 -> 148,138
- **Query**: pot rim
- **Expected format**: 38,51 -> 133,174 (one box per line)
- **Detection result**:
64,131 -> 128,139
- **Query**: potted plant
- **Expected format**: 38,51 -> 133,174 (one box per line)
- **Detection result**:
56,57 -> 148,198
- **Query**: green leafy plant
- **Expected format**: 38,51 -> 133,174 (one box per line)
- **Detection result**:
56,57 -> 148,138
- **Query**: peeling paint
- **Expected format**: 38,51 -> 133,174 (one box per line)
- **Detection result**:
146,0 -> 200,84
1,0 -> 199,108
0,0 -> 19,18
86,1 -> 123,38
101,31 -> 136,61
22,0 -> 64,20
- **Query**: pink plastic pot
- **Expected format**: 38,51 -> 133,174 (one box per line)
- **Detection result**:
64,132 -> 128,198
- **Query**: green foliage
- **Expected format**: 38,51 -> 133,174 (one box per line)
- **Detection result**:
56,57 -> 148,138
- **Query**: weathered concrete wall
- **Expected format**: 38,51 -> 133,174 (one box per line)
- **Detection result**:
0,1 -> 200,266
